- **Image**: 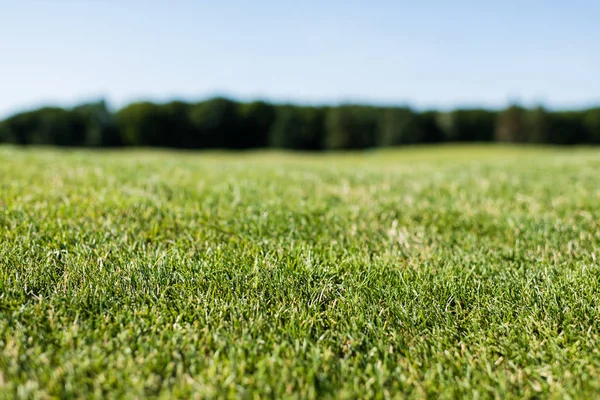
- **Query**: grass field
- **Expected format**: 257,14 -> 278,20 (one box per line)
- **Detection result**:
1,145 -> 600,399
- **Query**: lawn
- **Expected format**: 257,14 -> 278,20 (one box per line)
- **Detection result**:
1,145 -> 599,399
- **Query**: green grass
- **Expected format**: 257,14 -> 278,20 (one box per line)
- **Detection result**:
1,145 -> 599,399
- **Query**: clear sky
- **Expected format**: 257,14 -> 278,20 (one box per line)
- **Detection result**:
1,0 -> 598,117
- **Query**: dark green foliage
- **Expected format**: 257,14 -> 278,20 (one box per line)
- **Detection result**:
417,111 -> 446,143
524,106 -> 551,143
0,122 -> 6,142
158,101 -> 196,148
325,105 -> 379,149
115,102 -> 168,147
377,108 -> 444,146
545,111 -> 586,145
188,98 -> 242,149
29,108 -> 84,146
0,108 -> 87,146
377,107 -> 417,146
74,100 -> 122,147
583,108 -> 600,144
497,106 -> 590,145
439,109 -> 497,142
495,105 -> 528,143
116,101 -> 196,148
1,98 -> 599,149
268,106 -> 326,150
0,115 -> 25,145
239,101 -> 276,148
0,101 -> 120,147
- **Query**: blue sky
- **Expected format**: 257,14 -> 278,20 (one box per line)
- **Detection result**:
1,0 -> 598,117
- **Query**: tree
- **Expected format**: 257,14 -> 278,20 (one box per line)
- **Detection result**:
74,100 -> 122,147
495,105 -> 527,143
524,106 -> 550,143
116,102 -> 167,146
188,98 -> 241,149
268,106 -> 326,150
546,112 -> 586,145
583,108 -> 600,144
238,101 -> 276,148
377,108 -> 444,146
325,105 -> 378,150
0,121 -> 15,143
377,107 -> 416,146
0,108 -> 87,146
159,101 -> 195,148
416,111 -> 445,143
438,109 -> 496,142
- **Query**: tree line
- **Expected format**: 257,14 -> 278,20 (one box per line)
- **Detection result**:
1,98 -> 599,149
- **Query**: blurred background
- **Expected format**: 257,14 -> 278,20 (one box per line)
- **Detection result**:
1,0 -> 598,149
